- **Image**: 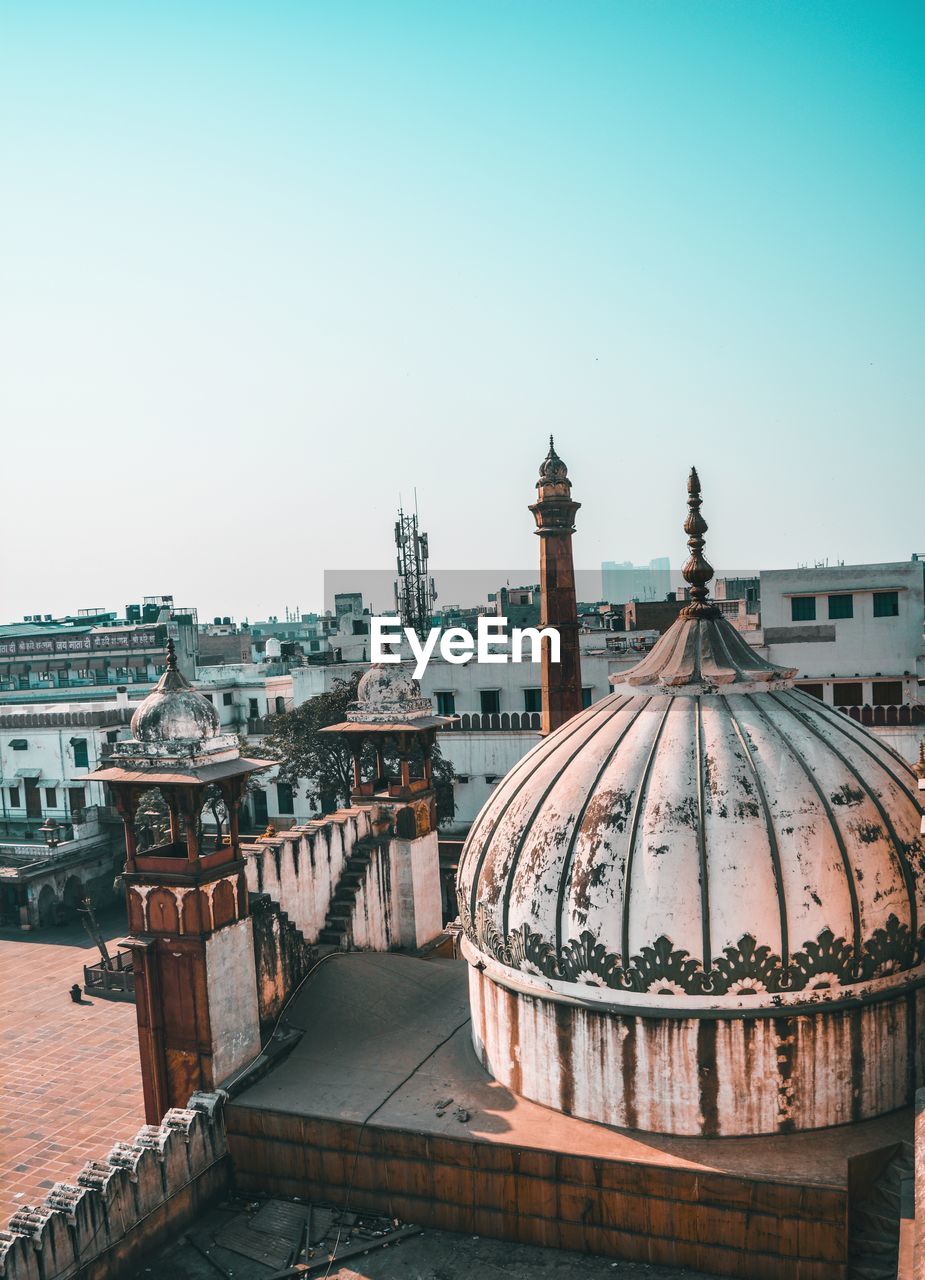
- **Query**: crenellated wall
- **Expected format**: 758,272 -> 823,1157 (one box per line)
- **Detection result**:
0,1093 -> 228,1280
242,808 -> 373,942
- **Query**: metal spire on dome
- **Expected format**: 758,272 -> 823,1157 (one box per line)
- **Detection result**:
681,466 -> 720,620
158,637 -> 191,691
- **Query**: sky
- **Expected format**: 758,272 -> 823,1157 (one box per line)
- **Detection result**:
1,1 -> 922,623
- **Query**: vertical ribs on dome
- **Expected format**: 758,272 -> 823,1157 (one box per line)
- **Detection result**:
744,693 -> 863,973
553,696 -> 653,955
464,694 -> 619,922
499,693 -> 626,939
620,697 -> 675,966
681,465 -> 720,620
771,690 -> 918,944
723,698 -> 789,970
694,698 -> 712,971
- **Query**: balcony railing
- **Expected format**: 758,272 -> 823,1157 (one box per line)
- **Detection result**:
83,949 -> 135,1002
838,703 -> 924,727
443,711 -> 542,732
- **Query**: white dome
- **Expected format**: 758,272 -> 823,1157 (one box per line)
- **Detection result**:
347,662 -> 434,723
131,642 -> 220,743
458,669 -> 923,1001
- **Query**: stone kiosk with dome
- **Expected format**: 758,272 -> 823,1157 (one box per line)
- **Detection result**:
87,640 -> 272,1122
459,470 -> 925,1138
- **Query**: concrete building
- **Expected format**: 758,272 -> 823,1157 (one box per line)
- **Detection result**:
754,558 -> 925,761
0,599 -> 198,702
0,697 -> 134,926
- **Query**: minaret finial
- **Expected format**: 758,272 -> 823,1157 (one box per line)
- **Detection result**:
538,435 -> 568,487
165,637 -> 177,671
681,466 -> 720,619
915,739 -> 925,779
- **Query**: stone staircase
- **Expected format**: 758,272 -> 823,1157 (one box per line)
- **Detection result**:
848,1142 -> 914,1280
318,836 -> 386,947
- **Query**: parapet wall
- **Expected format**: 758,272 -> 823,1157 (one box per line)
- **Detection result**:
0,1093 -> 228,1280
242,808 -> 372,942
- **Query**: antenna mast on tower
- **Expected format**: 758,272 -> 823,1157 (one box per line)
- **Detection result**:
394,493 -> 436,640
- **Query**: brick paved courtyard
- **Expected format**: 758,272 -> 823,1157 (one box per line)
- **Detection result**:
0,911 -> 144,1224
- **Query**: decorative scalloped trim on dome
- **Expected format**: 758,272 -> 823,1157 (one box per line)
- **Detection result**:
464,902 -> 920,995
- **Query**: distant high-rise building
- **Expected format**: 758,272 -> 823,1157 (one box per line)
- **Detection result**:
601,556 -> 671,605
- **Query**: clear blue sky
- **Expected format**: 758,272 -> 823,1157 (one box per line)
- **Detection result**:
1,1 -> 921,622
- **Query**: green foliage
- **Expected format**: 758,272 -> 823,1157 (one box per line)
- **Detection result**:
264,674 -> 456,821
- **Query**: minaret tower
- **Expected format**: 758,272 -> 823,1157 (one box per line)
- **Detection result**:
88,641 -> 269,1122
529,436 -> 582,734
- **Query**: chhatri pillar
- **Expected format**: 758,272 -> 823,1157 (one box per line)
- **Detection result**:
529,436 -> 582,734
88,641 -> 270,1122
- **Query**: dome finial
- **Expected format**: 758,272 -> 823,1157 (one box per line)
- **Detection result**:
681,466 -> 719,619
165,637 -> 177,671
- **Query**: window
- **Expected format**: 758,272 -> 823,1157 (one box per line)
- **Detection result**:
456,774 -> 470,784
249,698 -> 259,718
523,688 -> 542,714
10,739 -> 27,751
486,774 -> 500,785
72,739 -> 89,768
275,696 -> 286,714
827,595 -> 853,620
276,782 -> 294,815
68,787 -> 86,814
45,787 -> 57,808
582,687 -> 593,709
799,683 -> 825,700
873,591 -> 899,618
479,690 -> 501,715
833,682 -> 863,707
106,730 -> 119,743
221,692 -> 232,706
790,596 -> 816,622
8,786 -> 20,808
435,691 -> 456,717
202,693 -> 213,704
872,681 -> 903,706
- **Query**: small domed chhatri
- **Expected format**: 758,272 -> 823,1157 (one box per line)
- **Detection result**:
131,639 -> 221,743
457,468 -> 925,1137
348,662 -> 435,724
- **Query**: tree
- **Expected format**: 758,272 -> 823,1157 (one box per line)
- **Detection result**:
264,674 -> 456,821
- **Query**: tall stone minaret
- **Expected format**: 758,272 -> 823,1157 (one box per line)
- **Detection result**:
529,437 -> 582,734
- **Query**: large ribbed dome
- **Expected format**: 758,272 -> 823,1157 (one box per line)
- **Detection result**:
458,468 -> 924,1007
458,680 -> 923,999
131,640 -> 220,743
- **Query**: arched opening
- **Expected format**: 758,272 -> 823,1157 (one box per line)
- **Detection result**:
197,786 -> 229,853
36,884 -> 58,929
134,787 -> 175,854
62,875 -> 85,918
274,695 -> 286,715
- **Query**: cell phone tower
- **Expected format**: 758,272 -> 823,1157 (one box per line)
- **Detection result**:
394,493 -> 436,641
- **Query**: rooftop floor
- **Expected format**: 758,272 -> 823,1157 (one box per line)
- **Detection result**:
0,911 -> 144,1223
232,950 -> 912,1190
